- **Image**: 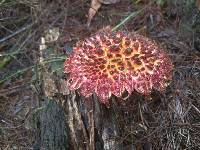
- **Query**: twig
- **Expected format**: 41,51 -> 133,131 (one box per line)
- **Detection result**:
0,56 -> 66,84
0,66 -> 34,84
0,81 -> 31,96
112,3 -> 151,32
0,23 -> 34,43
191,104 -> 200,114
112,9 -> 142,32
0,0 -> 6,5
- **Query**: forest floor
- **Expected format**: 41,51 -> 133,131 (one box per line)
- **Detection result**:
0,0 -> 200,149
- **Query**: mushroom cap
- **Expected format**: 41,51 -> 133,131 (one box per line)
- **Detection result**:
64,31 -> 173,105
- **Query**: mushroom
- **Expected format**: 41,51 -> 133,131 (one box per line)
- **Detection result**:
64,30 -> 173,106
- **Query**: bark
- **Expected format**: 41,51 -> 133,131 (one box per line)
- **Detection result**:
32,99 -> 70,150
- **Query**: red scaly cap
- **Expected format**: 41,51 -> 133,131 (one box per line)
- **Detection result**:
64,31 -> 173,105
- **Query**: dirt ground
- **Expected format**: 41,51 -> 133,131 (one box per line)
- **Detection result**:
0,0 -> 200,149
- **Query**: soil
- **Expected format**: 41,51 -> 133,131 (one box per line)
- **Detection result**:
0,0 -> 200,149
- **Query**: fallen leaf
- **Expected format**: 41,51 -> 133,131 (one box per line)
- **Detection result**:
87,0 -> 120,26
196,0 -> 200,10
87,0 -> 102,27
45,28 -> 60,43
98,0 -> 120,4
